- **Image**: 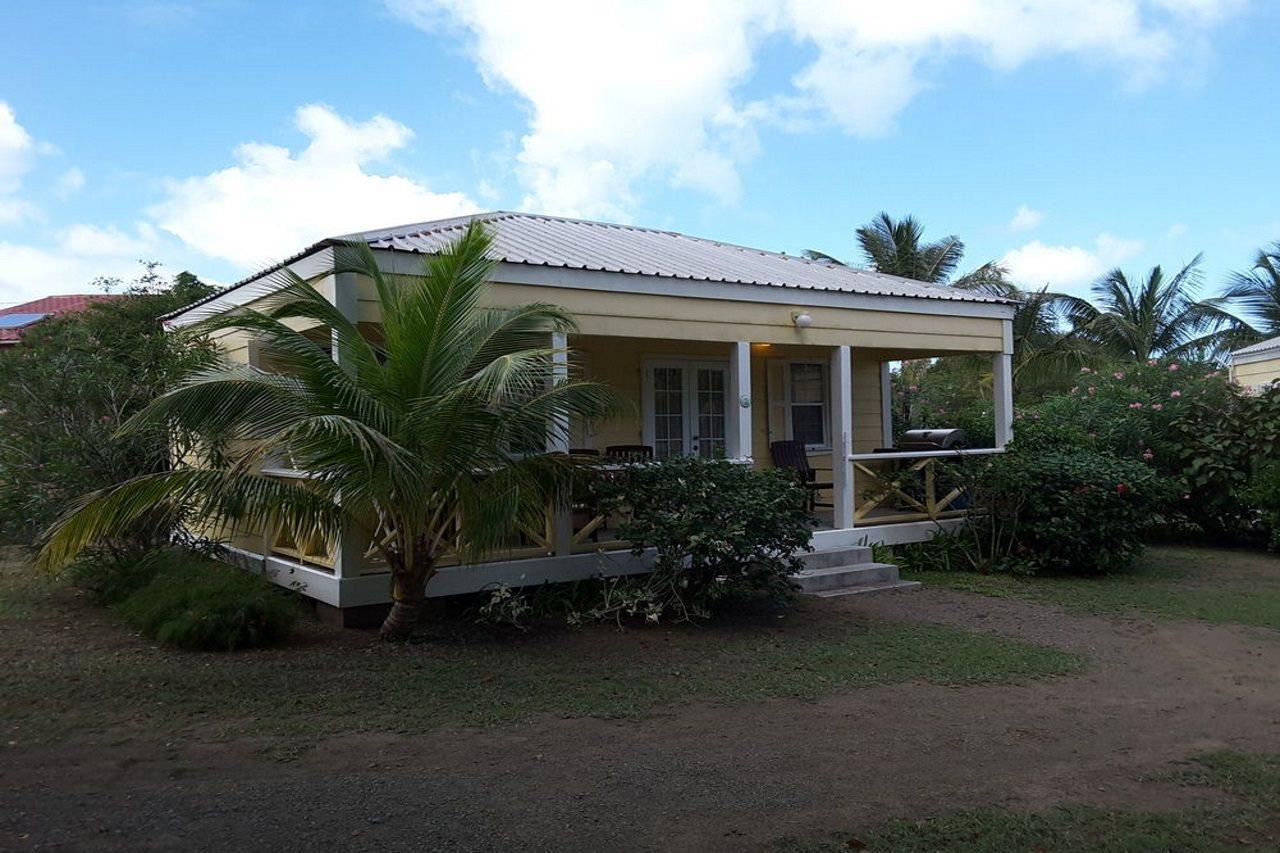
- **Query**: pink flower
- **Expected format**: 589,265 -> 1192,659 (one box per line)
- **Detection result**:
1147,359 -> 1158,366
1151,403 -> 1163,411
1080,367 -> 1092,374
1116,483 -> 1130,495
1170,390 -> 1182,398
1087,387 -> 1097,395
99,415 -> 112,423
1114,372 -> 1125,380
1070,386 -> 1079,394
1128,402 -> 1143,409
1142,450 -> 1154,461
1168,363 -> 1180,371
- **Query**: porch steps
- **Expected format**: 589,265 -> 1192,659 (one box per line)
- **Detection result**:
794,546 -> 921,597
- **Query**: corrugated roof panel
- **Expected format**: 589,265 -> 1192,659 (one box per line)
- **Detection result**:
356,212 -> 1010,304
169,211 -> 1017,322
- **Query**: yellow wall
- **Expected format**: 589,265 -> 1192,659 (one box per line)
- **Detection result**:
573,336 -> 887,471
1232,356 -> 1280,390
351,275 -> 1006,354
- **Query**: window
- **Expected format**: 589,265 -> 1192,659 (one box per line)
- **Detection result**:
788,362 -> 827,447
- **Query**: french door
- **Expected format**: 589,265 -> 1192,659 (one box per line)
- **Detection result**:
644,359 -> 728,459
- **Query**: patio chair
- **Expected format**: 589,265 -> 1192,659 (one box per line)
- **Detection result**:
769,440 -> 833,510
603,444 -> 653,463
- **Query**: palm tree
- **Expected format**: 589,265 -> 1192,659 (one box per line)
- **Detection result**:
806,212 -> 1004,288
1222,242 -> 1280,336
36,222 -> 618,640
1068,255 -> 1245,362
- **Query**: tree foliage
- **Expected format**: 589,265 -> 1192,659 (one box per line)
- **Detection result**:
37,223 -> 620,640
0,266 -> 215,544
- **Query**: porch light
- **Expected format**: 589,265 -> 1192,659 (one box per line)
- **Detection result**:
792,311 -> 813,328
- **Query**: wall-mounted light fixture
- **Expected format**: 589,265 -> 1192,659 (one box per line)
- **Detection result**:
792,311 -> 813,328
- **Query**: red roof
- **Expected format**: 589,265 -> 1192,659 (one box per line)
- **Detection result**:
0,293 -> 123,343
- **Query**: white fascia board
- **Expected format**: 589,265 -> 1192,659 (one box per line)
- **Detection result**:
164,247 -> 336,329
1230,349 -> 1280,367
372,250 -> 1018,321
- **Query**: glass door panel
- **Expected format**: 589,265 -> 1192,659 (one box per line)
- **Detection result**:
652,366 -> 685,460
695,367 -> 727,458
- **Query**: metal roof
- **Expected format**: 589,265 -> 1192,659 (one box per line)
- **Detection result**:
1232,335 -> 1280,359
167,211 -> 1015,322
341,212 -> 1010,304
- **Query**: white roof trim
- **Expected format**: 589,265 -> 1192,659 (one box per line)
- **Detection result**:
166,245 -> 1016,327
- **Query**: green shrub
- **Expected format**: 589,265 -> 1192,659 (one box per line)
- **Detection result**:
478,456 -> 815,628
959,449 -> 1174,575
115,558 -> 297,650
597,455 -> 814,614
67,549 -> 170,605
1243,460 -> 1280,550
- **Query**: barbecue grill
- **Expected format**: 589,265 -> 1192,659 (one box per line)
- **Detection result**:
894,428 -> 969,451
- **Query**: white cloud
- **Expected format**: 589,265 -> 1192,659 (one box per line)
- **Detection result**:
1001,232 -> 1144,289
1009,204 -> 1044,232
150,103 -> 478,268
0,197 -> 40,225
393,0 -> 769,220
56,166 -> 85,198
0,101 -> 47,224
0,220 -> 169,304
392,0 -> 1244,218
0,102 -> 36,194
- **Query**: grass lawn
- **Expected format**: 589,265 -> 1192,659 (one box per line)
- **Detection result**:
902,545 -> 1280,629
0,552 -> 1082,744
783,751 -> 1280,851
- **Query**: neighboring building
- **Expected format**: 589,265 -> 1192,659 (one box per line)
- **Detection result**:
0,294 -> 122,346
1229,336 -> 1280,393
165,212 -> 1017,619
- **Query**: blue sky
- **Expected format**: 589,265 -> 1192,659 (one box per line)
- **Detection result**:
0,0 -> 1276,309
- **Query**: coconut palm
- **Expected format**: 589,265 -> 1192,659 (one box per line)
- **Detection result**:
805,212 -> 1005,288
1068,255 -> 1245,362
36,222 -> 618,640
1221,242 -> 1280,337
957,279 -> 1097,396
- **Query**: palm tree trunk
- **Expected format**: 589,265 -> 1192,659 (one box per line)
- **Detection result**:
379,565 -> 429,641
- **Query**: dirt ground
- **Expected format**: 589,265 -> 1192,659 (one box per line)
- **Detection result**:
4,555 -> 1280,851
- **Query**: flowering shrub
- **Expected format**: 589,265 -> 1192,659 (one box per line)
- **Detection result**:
1038,360 -> 1235,471
580,455 -> 814,622
959,449 -> 1174,575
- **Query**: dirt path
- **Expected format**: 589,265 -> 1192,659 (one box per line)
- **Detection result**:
5,587 -> 1280,851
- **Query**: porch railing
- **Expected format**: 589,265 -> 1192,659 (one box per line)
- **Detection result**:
848,447 -> 1003,525
259,462 -> 636,574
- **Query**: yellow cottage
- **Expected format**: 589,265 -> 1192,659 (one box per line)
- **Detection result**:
165,212 -> 1016,620
1230,336 -> 1280,393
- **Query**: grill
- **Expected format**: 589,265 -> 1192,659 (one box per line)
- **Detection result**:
895,428 -> 969,451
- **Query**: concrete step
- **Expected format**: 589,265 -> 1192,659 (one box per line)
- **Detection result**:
794,562 -> 900,593
800,546 -> 873,571
810,580 -> 923,598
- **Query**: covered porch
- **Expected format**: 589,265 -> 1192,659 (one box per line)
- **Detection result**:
244,325 -> 1013,609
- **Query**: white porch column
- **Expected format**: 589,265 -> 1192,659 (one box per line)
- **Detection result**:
879,361 -> 894,448
728,341 -> 752,460
830,345 -> 855,529
547,331 -> 572,556
329,270 -> 365,578
993,320 -> 1014,448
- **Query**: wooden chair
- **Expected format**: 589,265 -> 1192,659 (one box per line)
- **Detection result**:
604,444 -> 653,463
769,440 -> 833,510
